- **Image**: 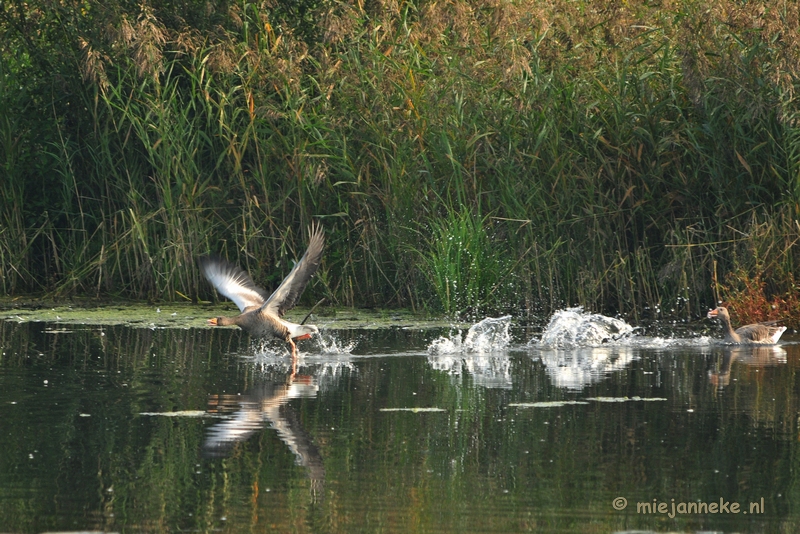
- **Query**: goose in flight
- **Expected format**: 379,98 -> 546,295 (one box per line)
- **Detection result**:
199,223 -> 324,356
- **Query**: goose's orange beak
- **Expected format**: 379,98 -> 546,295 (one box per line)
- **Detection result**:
208,318 -> 219,325
293,333 -> 313,341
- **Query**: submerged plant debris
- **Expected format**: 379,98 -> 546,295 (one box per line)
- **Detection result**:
0,301 -> 467,331
139,411 -> 217,418
379,408 -> 447,413
509,401 -> 591,408
510,397 -> 668,408
585,397 -> 668,403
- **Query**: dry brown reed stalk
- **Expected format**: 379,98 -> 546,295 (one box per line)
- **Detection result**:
79,38 -> 110,91
116,3 -> 168,81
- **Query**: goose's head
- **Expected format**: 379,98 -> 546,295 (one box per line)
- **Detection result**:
707,307 -> 730,321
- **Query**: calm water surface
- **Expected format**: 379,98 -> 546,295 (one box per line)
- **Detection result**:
0,312 -> 799,533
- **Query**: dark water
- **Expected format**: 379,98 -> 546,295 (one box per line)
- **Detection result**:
0,317 -> 799,533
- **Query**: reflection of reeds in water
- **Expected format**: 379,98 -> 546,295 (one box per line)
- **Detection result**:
3,0 -> 800,322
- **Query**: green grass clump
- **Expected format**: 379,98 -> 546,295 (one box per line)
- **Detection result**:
417,208 -> 513,317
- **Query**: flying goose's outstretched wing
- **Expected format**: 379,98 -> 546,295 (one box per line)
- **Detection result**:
262,222 -> 325,317
199,255 -> 270,312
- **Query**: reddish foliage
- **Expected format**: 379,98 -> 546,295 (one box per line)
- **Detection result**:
720,269 -> 799,329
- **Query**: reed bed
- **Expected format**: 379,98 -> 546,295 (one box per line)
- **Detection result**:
1,0 -> 799,325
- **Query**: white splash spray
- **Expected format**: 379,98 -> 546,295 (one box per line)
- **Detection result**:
427,315 -> 512,355
427,316 -> 513,388
533,307 -> 635,348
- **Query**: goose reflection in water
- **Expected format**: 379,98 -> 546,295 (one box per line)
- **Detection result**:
708,345 -> 788,388
203,374 -> 325,500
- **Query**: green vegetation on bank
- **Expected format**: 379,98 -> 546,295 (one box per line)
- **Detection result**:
1,0 -> 799,325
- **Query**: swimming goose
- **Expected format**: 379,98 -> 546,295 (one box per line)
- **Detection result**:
707,306 -> 786,344
199,223 -> 324,356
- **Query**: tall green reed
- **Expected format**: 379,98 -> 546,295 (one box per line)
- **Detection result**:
94,61 -> 216,298
0,63 -> 28,294
415,208 -> 512,317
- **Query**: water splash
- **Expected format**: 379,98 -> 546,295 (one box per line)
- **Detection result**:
533,307 -> 635,348
314,331 -> 357,354
250,338 -> 289,358
427,316 -> 513,388
240,342 -> 356,397
427,315 -> 512,354
248,331 -> 355,359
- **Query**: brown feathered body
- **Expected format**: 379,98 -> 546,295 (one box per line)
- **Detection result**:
707,306 -> 786,344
